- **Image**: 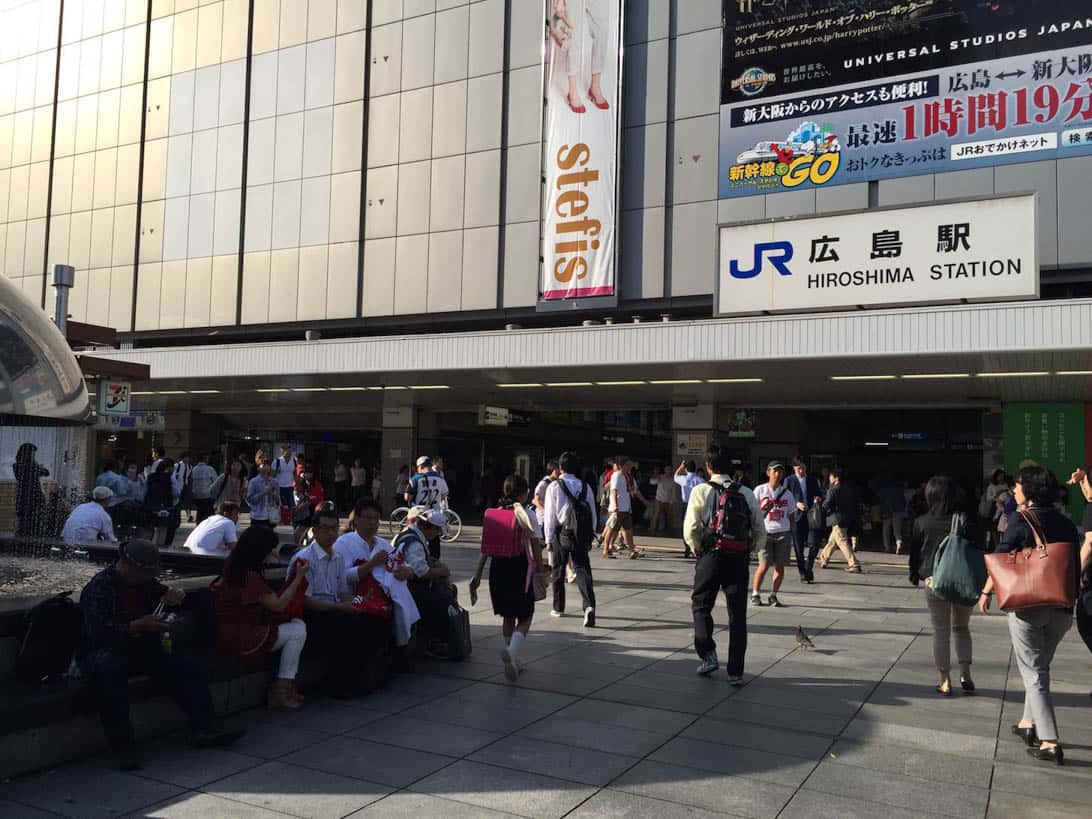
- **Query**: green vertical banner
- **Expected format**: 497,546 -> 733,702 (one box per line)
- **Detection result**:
1002,403 -> 1086,520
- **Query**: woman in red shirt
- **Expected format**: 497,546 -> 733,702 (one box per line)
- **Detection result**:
215,526 -> 310,710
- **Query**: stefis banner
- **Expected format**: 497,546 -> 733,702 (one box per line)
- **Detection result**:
540,0 -> 622,304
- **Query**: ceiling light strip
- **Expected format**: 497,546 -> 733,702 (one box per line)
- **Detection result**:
830,375 -> 897,381
975,371 -> 1050,378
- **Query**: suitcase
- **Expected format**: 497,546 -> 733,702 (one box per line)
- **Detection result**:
446,603 -> 472,661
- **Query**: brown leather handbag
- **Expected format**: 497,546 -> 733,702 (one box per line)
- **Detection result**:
985,510 -> 1076,611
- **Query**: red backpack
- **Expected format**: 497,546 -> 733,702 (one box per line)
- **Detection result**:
481,507 -> 525,558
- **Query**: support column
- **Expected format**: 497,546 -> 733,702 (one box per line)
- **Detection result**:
379,396 -> 416,516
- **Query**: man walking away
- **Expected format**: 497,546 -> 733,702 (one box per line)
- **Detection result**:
877,473 -> 907,555
543,452 -> 598,627
174,453 -> 193,523
752,462 -> 796,607
190,454 -> 219,523
787,458 -> 823,583
684,445 -> 764,684
818,467 -> 862,572
651,465 -> 678,533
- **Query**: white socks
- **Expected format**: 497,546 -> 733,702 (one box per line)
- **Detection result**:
508,631 -> 525,662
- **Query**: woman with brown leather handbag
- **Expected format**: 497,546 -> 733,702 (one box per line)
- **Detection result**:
979,466 -> 1080,766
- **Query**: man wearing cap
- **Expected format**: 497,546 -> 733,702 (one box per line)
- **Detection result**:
61,486 -> 119,544
393,506 -> 456,654
77,540 -> 244,769
752,461 -> 796,607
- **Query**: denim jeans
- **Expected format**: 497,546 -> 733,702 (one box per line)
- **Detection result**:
78,640 -> 214,753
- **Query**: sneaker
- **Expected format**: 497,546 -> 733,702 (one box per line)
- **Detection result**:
500,648 -> 518,683
768,594 -> 784,608
818,560 -> 829,569
728,675 -> 745,687
845,565 -> 862,573
583,607 -> 596,628
683,548 -> 694,558
550,610 -> 563,618
697,652 -> 719,676
750,593 -> 763,607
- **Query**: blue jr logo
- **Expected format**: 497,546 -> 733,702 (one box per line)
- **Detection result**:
729,241 -> 794,279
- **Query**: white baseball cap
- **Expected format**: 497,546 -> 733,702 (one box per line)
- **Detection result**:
416,456 -> 432,467
92,486 -> 113,501
407,505 -> 446,530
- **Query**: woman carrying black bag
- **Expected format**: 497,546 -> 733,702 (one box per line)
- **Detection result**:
979,466 -> 1080,765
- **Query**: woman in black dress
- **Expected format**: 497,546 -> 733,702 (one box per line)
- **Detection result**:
469,475 -> 544,682
13,442 -> 48,537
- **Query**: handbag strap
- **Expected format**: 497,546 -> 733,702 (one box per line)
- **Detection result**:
1018,508 -> 1049,551
949,512 -> 963,538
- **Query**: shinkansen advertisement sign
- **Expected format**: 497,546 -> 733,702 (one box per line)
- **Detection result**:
716,193 -> 1038,316
719,1 -> 1092,198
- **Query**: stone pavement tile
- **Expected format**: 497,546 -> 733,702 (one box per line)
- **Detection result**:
204,760 -> 392,818
803,760 -> 988,819
225,719 -> 329,760
852,702 -> 1000,738
350,791 -> 521,817
347,715 -> 503,757
415,658 -> 510,681
989,761 -> 1092,806
410,759 -> 597,819
280,735 -> 452,788
623,667 -> 750,695
732,679 -> 873,716
649,736 -> 819,788
247,699 -> 387,735
841,717 -> 997,759
588,681 -> 732,714
1,764 -> 183,819
118,742 -> 261,790
0,798 -> 65,818
413,696 -> 554,733
611,759 -> 796,818
704,698 -> 851,736
125,792 -> 293,818
445,681 -> 577,714
986,792 -> 1092,819
518,716 -> 671,758
484,665 -> 624,697
825,739 -> 992,787
680,717 -> 833,759
779,790 -> 952,819
470,735 -> 640,786
553,698 -> 694,735
386,672 -> 476,700
992,736 -> 1092,769
566,788 -> 731,818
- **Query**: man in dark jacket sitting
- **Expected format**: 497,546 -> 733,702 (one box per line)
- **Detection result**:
78,539 -> 244,769
817,468 -> 862,572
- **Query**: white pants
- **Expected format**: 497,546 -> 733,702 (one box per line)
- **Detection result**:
565,0 -> 606,78
272,618 -> 307,680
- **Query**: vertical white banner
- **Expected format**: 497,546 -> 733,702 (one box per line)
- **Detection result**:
540,0 -> 621,303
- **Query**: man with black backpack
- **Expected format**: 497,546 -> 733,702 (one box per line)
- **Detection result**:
683,445 -> 765,684
543,452 -> 598,627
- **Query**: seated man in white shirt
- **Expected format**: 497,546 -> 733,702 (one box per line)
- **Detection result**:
182,501 -> 241,556
289,502 -> 391,697
62,486 -> 119,545
334,498 -> 419,665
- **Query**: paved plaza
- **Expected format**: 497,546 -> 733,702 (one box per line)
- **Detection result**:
2,536 -> 1090,819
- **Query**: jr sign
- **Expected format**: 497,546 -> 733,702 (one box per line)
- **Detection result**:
717,193 -> 1038,316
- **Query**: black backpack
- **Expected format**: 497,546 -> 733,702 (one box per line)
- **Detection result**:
558,478 -> 594,550
16,591 -> 82,684
704,481 -> 752,554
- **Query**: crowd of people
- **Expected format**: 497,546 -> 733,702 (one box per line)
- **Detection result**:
10,439 -> 1092,772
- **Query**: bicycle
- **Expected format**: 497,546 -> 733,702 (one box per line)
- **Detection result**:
387,502 -> 462,543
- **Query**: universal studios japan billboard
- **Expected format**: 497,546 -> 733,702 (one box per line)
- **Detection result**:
539,0 -> 623,308
720,1 -> 1092,199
